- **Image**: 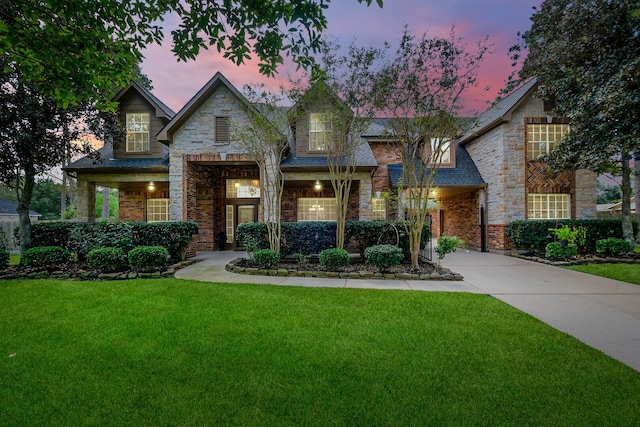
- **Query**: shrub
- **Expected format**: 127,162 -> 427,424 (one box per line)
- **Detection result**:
545,242 -> 577,260
128,246 -> 169,272
132,222 -> 198,261
21,246 -> 71,268
364,244 -> 404,271
0,248 -> 9,270
30,222 -> 76,249
435,235 -> 466,261
319,248 -> 350,270
86,247 -> 128,273
596,238 -> 632,256
69,222 -> 135,261
252,249 -> 280,269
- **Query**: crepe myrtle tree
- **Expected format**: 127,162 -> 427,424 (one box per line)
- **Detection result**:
0,59 -> 122,252
235,85 -> 289,253
510,0 -> 640,246
371,27 -> 489,270
0,0 -> 382,110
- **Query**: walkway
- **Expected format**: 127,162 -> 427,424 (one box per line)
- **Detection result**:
175,250 -> 640,372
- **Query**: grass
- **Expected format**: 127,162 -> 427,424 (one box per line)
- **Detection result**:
1,279 -> 639,426
565,263 -> 640,285
9,254 -> 20,266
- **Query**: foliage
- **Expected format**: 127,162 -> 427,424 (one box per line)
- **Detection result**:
364,244 -> 404,271
69,222 -> 135,261
435,235 -> 466,262
319,248 -> 350,270
293,253 -> 311,267
128,246 -> 169,272
252,249 -> 281,269
512,0 -> 640,244
95,188 -> 119,220
31,221 -> 197,261
0,58 -> 121,252
21,246 -> 71,268
371,26 -> 489,269
29,179 -> 70,220
596,238 -> 633,256
0,248 -> 9,270
86,247 -> 128,273
0,0 -> 382,109
597,181 -> 622,204
545,242 -> 578,260
548,225 -> 580,244
507,220 -> 640,253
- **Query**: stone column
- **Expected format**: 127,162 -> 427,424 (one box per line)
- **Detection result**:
76,178 -> 96,222
358,172 -> 373,220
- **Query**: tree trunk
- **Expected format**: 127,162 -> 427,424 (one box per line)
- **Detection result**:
620,152 -> 634,247
101,187 -> 110,220
17,167 -> 36,253
635,152 -> 640,221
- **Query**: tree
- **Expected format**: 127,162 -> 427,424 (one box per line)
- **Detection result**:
1,0 -> 382,109
372,28 -> 489,270
514,0 -> 640,245
236,86 -> 289,252
0,59 -> 120,252
30,179 -> 70,220
597,180 -> 623,205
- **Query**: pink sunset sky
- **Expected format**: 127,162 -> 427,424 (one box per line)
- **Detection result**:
140,0 -> 542,117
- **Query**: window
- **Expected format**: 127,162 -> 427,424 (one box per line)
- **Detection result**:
126,113 -> 150,152
226,179 -> 260,198
309,113 -> 332,151
298,198 -> 337,222
527,193 -> 570,219
431,138 -> 451,164
372,198 -> 386,220
527,124 -> 569,160
215,116 -> 229,143
147,198 -> 169,222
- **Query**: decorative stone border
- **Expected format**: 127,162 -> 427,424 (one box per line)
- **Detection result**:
511,252 -> 640,266
0,260 -> 200,281
225,258 -> 464,281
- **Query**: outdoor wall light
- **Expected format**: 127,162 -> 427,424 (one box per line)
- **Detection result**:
314,180 -> 322,191
148,181 -> 155,191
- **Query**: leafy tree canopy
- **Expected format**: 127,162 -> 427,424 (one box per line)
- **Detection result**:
0,0 -> 382,110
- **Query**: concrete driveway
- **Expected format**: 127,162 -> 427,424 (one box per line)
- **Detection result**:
175,249 -> 640,372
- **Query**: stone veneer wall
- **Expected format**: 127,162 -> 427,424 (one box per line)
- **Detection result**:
438,191 -> 481,249
575,169 -> 597,219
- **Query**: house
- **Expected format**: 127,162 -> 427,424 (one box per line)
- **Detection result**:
0,198 -> 42,222
64,73 -> 597,252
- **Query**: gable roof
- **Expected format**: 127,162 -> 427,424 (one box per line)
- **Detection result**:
157,72 -> 277,143
114,80 -> 176,119
0,198 -> 41,217
388,144 -> 485,187
458,78 -> 538,145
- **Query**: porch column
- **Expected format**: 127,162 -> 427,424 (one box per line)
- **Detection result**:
76,178 -> 96,222
358,173 -> 372,221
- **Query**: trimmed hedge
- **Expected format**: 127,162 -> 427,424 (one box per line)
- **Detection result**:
319,248 -> 350,270
21,246 -> 71,268
29,221 -> 198,261
236,220 -> 431,261
252,249 -> 280,268
0,248 -> 9,270
128,246 -> 169,272
86,247 -> 128,273
364,244 -> 404,270
507,220 -> 639,252
596,238 -> 632,255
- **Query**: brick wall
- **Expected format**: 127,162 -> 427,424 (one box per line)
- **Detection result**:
119,188 -> 169,222
281,181 -> 360,223
439,191 -> 481,249
369,142 -> 401,193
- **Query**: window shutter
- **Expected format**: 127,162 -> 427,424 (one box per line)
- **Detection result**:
215,116 -> 229,143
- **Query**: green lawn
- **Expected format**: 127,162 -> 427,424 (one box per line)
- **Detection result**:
565,263 -> 640,285
1,279 -> 639,426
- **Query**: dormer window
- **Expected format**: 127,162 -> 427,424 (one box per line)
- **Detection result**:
126,113 -> 150,152
309,113 -> 332,151
431,138 -> 451,164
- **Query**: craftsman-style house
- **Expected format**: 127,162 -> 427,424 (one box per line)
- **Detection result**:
64,73 -> 596,252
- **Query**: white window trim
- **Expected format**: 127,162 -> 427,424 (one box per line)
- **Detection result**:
527,193 -> 570,220
527,124 -> 569,160
147,198 -> 170,222
126,113 -> 150,153
309,113 -> 332,152
298,198 -> 337,222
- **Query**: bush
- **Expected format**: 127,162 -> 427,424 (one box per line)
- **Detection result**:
21,246 -> 71,268
319,248 -> 350,270
69,222 -> 135,261
596,238 -> 632,256
132,222 -> 198,261
507,220 -> 639,253
30,222 -> 76,249
128,246 -> 169,272
364,244 -> 404,271
86,247 -> 128,273
252,249 -> 280,269
435,235 -> 466,262
0,248 -> 9,270
545,242 -> 578,260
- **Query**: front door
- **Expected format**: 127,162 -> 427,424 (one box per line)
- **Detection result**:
226,204 -> 258,248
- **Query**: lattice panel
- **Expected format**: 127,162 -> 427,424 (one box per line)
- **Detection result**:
526,161 -> 573,193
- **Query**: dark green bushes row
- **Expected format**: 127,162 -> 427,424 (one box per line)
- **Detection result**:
30,221 -> 198,261
507,220 -> 639,252
236,221 -> 430,261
